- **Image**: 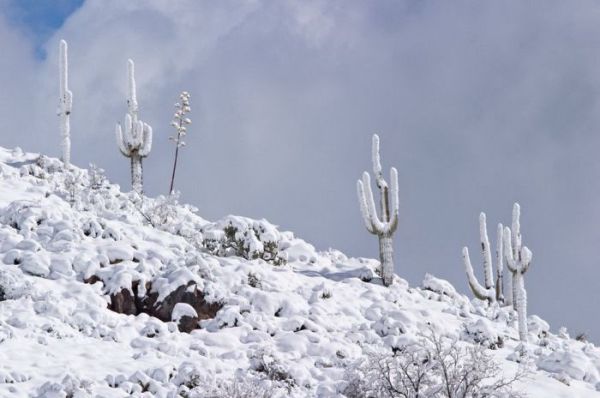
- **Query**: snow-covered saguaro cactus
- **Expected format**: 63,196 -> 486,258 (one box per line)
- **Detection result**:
115,59 -> 152,194
462,212 -> 504,304
503,203 -> 533,342
356,134 -> 399,286
58,40 -> 72,167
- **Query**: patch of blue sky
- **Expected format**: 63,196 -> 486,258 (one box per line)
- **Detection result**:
2,0 -> 84,60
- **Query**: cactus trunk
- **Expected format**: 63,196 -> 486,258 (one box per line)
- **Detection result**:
131,154 -> 143,194
379,234 -> 394,287
60,113 -> 70,166
514,272 -> 528,341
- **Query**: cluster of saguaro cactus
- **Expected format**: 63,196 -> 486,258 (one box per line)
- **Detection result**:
356,134 -> 399,287
462,203 -> 532,342
115,59 -> 153,194
503,203 -> 532,342
58,40 -> 72,167
462,212 -> 504,304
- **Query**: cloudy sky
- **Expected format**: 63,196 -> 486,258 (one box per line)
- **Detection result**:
2,0 -> 600,341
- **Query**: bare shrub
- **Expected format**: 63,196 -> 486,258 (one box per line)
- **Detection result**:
344,329 -> 527,398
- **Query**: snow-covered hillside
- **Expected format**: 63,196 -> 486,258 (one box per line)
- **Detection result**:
0,147 -> 599,397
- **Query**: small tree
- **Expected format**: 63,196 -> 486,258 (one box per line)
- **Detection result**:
344,330 -> 527,398
356,134 -> 399,286
58,39 -> 72,167
115,59 -> 153,194
168,91 -> 191,194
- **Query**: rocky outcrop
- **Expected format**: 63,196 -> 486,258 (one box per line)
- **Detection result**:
85,278 -> 222,333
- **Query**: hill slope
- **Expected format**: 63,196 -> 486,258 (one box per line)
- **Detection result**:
0,147 -> 598,397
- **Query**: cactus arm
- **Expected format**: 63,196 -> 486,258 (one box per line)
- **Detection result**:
463,247 -> 494,301
387,167 -> 399,234
371,134 -> 384,182
361,172 -> 386,233
133,120 -> 144,147
116,123 -> 130,156
503,227 -> 518,273
520,246 -> 532,273
511,203 -> 522,258
495,222 -> 504,302
357,179 -> 376,234
479,212 -> 494,290
139,123 -> 153,157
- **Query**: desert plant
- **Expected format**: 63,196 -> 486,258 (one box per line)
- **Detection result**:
344,329 -> 527,398
116,59 -> 153,194
503,203 -> 533,342
462,212 -> 504,304
58,39 -> 72,167
168,91 -> 192,194
356,134 -> 399,286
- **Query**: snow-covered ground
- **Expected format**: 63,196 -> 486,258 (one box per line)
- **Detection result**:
0,146 -> 599,397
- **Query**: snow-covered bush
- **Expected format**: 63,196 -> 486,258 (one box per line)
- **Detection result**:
20,155 -> 64,179
36,374 -> 93,398
249,349 -> 296,391
0,269 -> 31,300
356,134 -> 399,286
344,330 -> 526,398
201,216 -> 288,265
461,318 -> 504,350
135,193 -> 205,247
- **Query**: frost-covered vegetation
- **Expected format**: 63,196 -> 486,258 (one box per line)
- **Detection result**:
168,91 -> 191,194
0,148 -> 599,396
1,39 -> 599,397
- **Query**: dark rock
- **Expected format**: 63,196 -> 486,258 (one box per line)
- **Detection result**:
85,278 -> 222,333
177,315 -> 199,333
109,288 -> 137,315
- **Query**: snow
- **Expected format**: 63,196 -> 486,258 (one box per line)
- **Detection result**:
172,303 -> 198,321
0,147 -> 597,397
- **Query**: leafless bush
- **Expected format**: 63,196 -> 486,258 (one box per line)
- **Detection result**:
182,377 -> 275,398
344,329 -> 528,398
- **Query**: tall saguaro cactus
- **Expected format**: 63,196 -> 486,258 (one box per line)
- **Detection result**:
503,203 -> 532,342
116,59 -> 153,194
357,134 -> 399,286
58,40 -> 72,167
462,212 -> 504,304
